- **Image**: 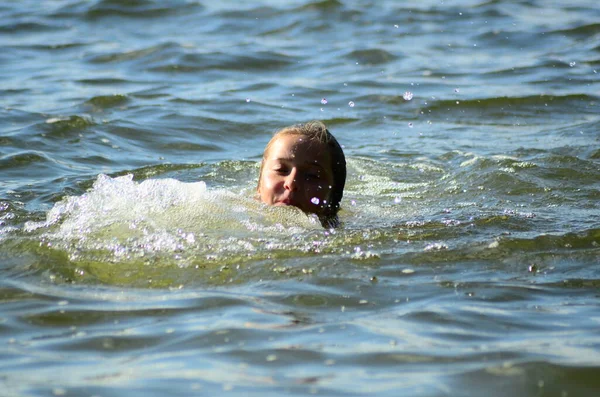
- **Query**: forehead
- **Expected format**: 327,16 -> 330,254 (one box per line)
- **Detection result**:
267,134 -> 331,164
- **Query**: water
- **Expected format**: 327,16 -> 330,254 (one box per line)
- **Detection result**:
1,0 -> 599,396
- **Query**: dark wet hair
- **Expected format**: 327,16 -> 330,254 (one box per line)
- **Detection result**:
258,120 -> 346,227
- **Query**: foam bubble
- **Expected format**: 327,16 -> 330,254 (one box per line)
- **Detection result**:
25,174 -> 322,267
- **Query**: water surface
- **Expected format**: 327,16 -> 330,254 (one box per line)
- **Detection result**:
1,0 -> 599,396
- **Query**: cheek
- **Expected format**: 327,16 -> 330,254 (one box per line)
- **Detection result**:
258,174 -> 281,203
261,174 -> 278,190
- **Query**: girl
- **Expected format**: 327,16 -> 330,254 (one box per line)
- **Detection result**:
257,121 -> 346,228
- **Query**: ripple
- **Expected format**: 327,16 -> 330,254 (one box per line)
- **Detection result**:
0,151 -> 51,170
84,94 -> 130,109
86,42 -> 178,64
84,0 -> 204,20
294,0 -> 345,11
42,115 -> 95,138
0,21 -> 63,33
420,94 -> 600,125
10,42 -> 89,52
147,51 -> 298,73
400,227 -> 600,267
552,22 -> 600,38
160,141 -> 223,153
87,42 -> 298,74
77,78 -> 130,86
458,362 -> 600,395
345,49 -> 397,65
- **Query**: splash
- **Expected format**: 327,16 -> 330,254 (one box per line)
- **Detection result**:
24,174 -> 322,267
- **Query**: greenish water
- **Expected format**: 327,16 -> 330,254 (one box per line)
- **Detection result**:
1,1 -> 599,396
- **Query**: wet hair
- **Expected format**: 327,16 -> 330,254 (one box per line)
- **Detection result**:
258,120 -> 346,228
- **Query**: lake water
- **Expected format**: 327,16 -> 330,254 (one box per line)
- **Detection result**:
1,0 -> 599,396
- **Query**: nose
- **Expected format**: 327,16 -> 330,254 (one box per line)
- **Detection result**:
284,168 -> 298,191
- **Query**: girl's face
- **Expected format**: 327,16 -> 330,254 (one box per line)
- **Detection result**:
258,134 -> 334,217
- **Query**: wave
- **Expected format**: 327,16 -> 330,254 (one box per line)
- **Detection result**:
41,115 -> 96,138
0,21 -> 63,33
396,227 -> 600,267
83,0 -> 204,20
0,151 -> 53,170
551,22 -> 600,38
345,49 -> 398,65
84,94 -> 130,109
87,42 -> 298,74
18,173 -> 321,261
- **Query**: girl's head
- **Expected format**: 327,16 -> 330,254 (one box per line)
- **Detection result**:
257,121 -> 346,227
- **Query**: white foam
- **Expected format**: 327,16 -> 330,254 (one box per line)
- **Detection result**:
24,174 -> 322,264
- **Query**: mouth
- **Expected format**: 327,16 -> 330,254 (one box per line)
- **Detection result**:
275,198 -> 292,206
274,196 -> 300,208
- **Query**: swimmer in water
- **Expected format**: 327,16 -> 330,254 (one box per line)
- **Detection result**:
257,120 -> 346,228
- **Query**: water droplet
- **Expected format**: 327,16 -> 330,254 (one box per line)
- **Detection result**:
321,98 -> 328,105
408,122 -> 413,128
348,101 -> 355,107
403,91 -> 413,101
311,197 -> 320,205
245,98 -> 251,103
569,62 -> 576,67
528,264 -> 538,273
